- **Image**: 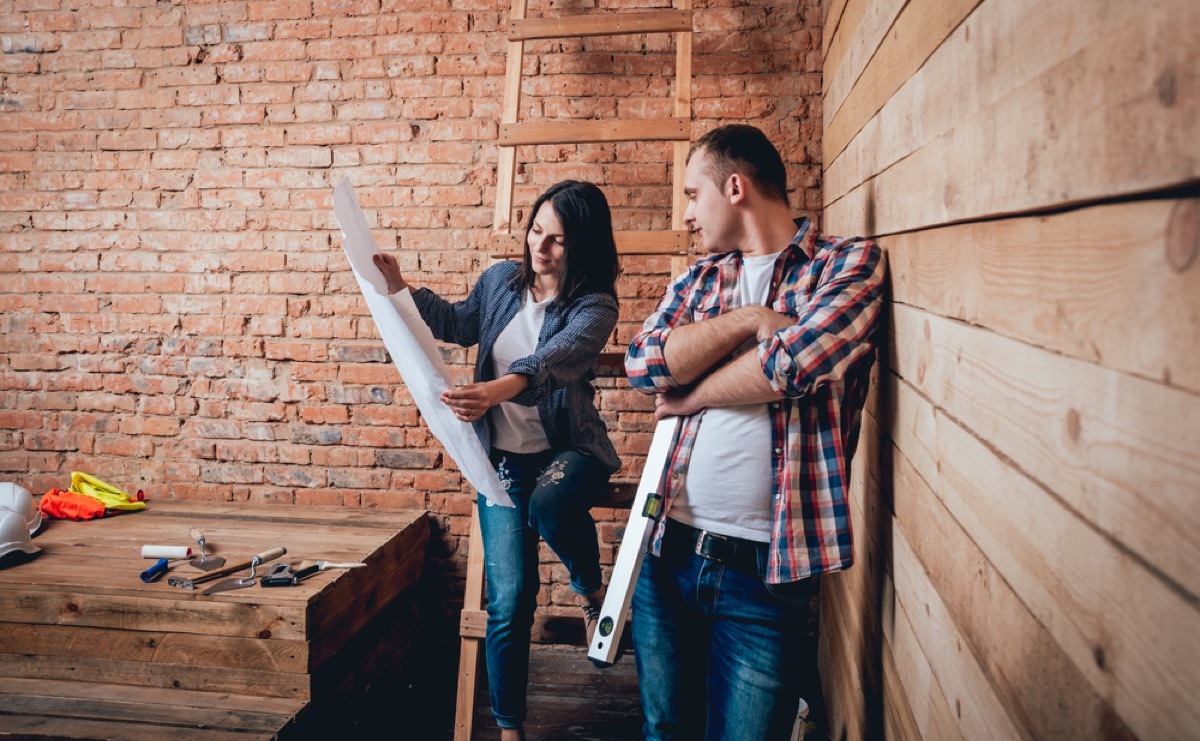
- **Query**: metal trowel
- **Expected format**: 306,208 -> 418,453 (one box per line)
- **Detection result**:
189,528 -> 226,571
201,547 -> 287,595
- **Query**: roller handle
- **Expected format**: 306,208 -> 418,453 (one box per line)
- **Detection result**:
140,558 -> 170,583
141,545 -> 192,560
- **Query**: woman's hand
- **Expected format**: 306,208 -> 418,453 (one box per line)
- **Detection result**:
442,375 -> 530,423
372,253 -> 408,295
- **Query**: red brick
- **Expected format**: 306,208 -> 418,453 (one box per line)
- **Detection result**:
294,489 -> 350,506
413,471 -> 463,493
241,39 -> 306,62
95,435 -> 155,458
298,404 -> 350,425
361,489 -> 427,510
201,463 -> 264,485
115,416 -> 181,437
246,0 -> 309,20
343,424 -> 408,446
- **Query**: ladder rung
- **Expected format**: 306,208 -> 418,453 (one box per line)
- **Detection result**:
509,10 -> 692,41
500,118 -> 689,147
615,229 -> 690,254
490,230 -> 689,258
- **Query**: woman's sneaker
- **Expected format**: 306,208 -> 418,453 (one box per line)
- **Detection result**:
583,603 -> 601,646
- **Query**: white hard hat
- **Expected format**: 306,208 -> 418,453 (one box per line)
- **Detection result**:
0,507 -> 40,561
0,482 -> 41,536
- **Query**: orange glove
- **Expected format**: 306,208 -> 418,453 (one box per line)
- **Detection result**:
38,488 -> 108,521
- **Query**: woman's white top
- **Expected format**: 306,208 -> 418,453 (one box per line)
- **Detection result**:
490,288 -> 553,453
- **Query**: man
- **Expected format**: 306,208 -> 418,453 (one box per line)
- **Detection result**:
625,124 -> 884,740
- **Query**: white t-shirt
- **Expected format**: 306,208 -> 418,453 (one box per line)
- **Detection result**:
490,289 -> 552,453
670,251 -> 780,542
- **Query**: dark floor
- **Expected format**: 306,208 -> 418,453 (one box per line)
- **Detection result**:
470,644 -> 643,741
341,635 -> 642,740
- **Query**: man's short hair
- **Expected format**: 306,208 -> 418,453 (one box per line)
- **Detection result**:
689,124 -> 788,204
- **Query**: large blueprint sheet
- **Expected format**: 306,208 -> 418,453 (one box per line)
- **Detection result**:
333,178 -> 511,507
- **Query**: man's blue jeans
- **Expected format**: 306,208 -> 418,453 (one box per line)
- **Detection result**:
632,517 -> 822,740
478,448 -> 608,730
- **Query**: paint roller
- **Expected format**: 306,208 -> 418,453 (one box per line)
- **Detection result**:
139,545 -> 193,583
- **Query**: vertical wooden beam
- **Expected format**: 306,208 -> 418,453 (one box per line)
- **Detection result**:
671,0 -> 693,277
453,505 -> 487,741
493,0 -> 528,235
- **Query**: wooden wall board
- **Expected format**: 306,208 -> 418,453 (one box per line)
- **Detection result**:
825,0 -> 1116,208
891,523 -> 1021,740
822,0 -> 1200,737
879,635 -> 922,741
825,0 -> 1200,236
822,0 -> 849,64
885,200 -> 1200,394
819,598 -> 871,741
822,0 -> 982,167
823,587 -> 882,737
882,574 -> 963,741
888,303 -> 1200,599
822,0 -> 906,134
885,371 -> 1200,739
891,435 -> 1142,739
820,0 -> 864,94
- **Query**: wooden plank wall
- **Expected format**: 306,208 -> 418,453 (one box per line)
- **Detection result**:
818,0 -> 1200,738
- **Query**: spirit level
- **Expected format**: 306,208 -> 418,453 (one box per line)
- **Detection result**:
588,415 -> 682,667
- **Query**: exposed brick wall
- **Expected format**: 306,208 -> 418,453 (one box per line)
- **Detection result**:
0,0 -> 822,622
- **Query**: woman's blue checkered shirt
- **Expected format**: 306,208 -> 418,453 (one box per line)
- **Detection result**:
412,260 -> 621,476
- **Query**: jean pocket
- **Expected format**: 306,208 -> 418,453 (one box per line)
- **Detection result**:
763,574 -> 821,616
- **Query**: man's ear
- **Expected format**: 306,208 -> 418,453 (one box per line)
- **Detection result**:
726,173 -> 747,205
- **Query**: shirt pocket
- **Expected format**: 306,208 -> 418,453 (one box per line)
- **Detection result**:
691,286 -> 723,321
773,276 -> 815,317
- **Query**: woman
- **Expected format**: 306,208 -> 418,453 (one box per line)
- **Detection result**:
373,180 -> 621,741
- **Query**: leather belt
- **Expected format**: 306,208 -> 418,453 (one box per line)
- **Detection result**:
663,518 -> 765,574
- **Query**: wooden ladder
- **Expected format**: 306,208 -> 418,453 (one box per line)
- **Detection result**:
454,4 -> 694,739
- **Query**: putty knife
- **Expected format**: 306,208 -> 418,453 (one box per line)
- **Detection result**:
201,547 -> 287,595
168,547 -> 286,590
189,528 -> 226,571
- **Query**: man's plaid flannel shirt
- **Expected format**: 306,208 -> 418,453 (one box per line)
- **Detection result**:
625,218 -> 885,584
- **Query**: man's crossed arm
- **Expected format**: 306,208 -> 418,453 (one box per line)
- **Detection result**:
654,305 -> 791,419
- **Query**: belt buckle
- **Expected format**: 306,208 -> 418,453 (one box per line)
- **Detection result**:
694,529 -> 728,561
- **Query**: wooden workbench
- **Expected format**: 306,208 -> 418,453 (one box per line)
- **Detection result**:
0,500 -> 429,739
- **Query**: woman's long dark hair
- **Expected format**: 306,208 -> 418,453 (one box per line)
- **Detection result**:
512,180 -> 620,305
